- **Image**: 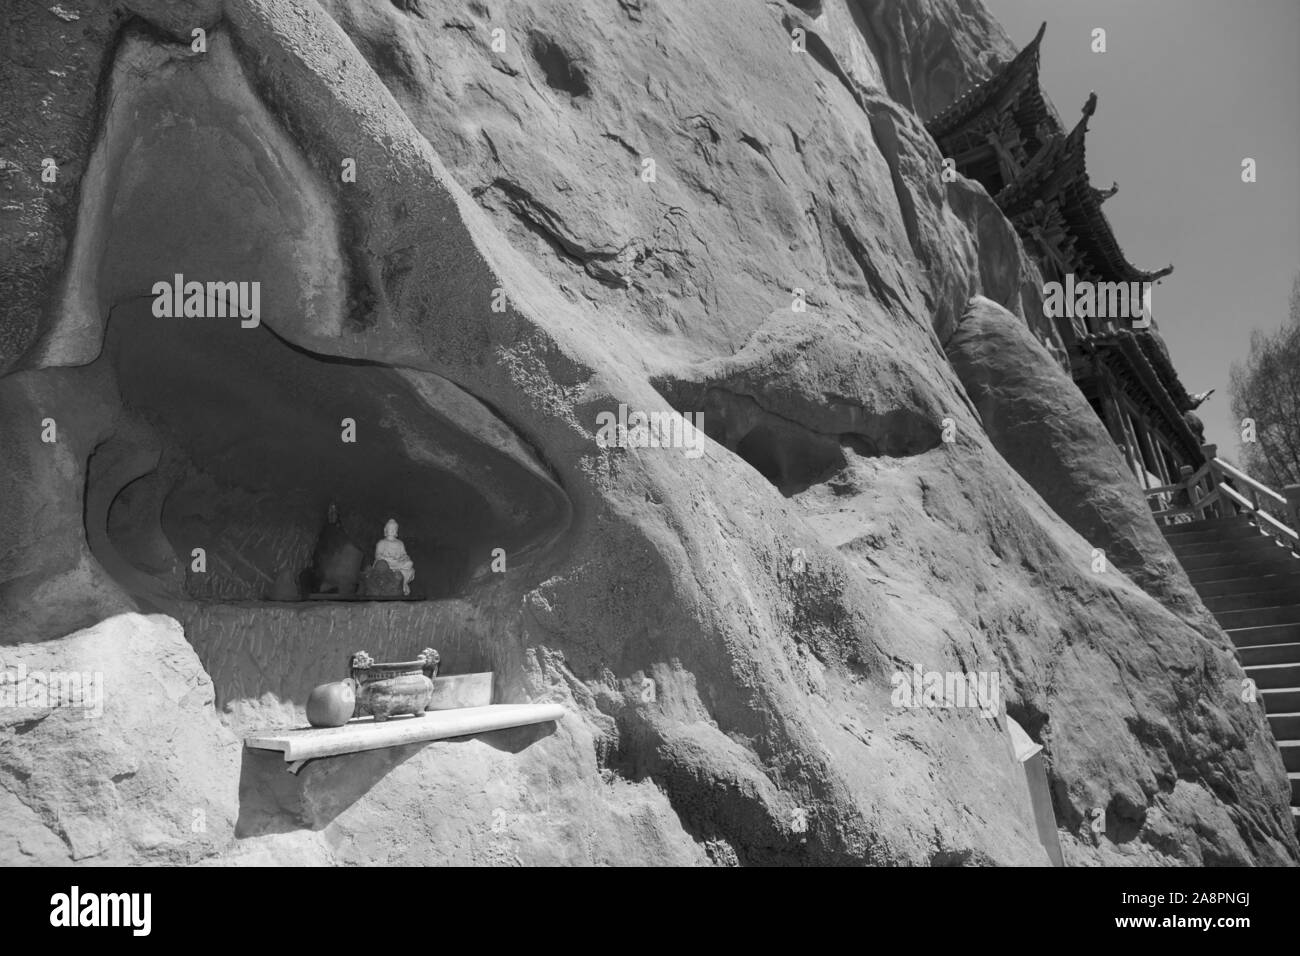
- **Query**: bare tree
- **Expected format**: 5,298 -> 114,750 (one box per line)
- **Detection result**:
1230,273 -> 1300,489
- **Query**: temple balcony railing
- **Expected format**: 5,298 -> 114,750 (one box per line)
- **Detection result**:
1145,443 -> 1300,555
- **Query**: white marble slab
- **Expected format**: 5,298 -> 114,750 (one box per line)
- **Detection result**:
245,703 -> 565,766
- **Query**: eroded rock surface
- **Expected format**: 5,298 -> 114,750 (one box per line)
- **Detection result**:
0,613 -> 239,865
0,0 -> 1295,866
945,297 -> 1211,618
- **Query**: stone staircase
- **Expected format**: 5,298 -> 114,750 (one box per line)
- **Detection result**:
1162,515 -> 1300,829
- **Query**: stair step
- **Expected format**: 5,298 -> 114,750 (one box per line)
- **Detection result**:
1268,712 -> 1300,739
1180,553 -> 1299,574
1193,573 -> 1300,598
1182,545 -> 1300,570
1239,642 -> 1300,667
1170,536 -> 1293,559
1262,687 -> 1300,713
1206,588 -> 1300,612
1164,512 -> 1300,810
1282,742 -> 1300,773
1162,525 -> 1261,546
1216,605 -> 1300,629
1244,662 -> 1300,689
1185,544 -> 1300,563
1189,561 -> 1300,584
1163,515 -> 1254,531
1231,623 -> 1300,648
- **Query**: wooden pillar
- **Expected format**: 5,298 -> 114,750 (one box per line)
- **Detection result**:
1123,418 -> 1145,485
1131,414 -> 1153,486
1200,443 -> 1220,517
1146,433 -> 1174,515
1285,484 -> 1300,531
1152,438 -> 1173,487
1110,409 -> 1139,479
1096,379 -> 1136,476
1159,442 -> 1179,486
986,132 -> 1012,179
1137,416 -> 1167,487
1121,411 -> 1150,488
1180,468 -> 1196,520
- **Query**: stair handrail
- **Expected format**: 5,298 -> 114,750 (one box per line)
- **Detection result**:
1218,482 -> 1299,545
1212,457 -> 1288,508
1145,444 -> 1300,553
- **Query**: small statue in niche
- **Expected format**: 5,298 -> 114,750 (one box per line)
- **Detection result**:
269,566 -> 302,602
373,518 -> 415,596
304,501 -> 364,595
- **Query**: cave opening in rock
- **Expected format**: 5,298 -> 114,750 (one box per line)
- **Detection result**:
655,382 -> 947,497
64,27 -> 569,616
87,299 -> 567,609
735,426 -> 784,488
733,422 -> 855,497
35,23 -> 583,727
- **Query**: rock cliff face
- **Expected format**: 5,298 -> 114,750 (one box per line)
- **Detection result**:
945,298 -> 1211,617
1,0 -> 1295,865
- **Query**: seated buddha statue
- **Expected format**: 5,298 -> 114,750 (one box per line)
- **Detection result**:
373,518 -> 415,596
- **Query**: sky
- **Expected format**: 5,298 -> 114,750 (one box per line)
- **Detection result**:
982,0 -> 1300,461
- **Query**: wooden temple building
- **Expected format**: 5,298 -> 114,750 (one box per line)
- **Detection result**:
926,24 -> 1209,494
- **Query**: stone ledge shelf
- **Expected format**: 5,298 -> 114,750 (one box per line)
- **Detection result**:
245,703 -> 566,772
